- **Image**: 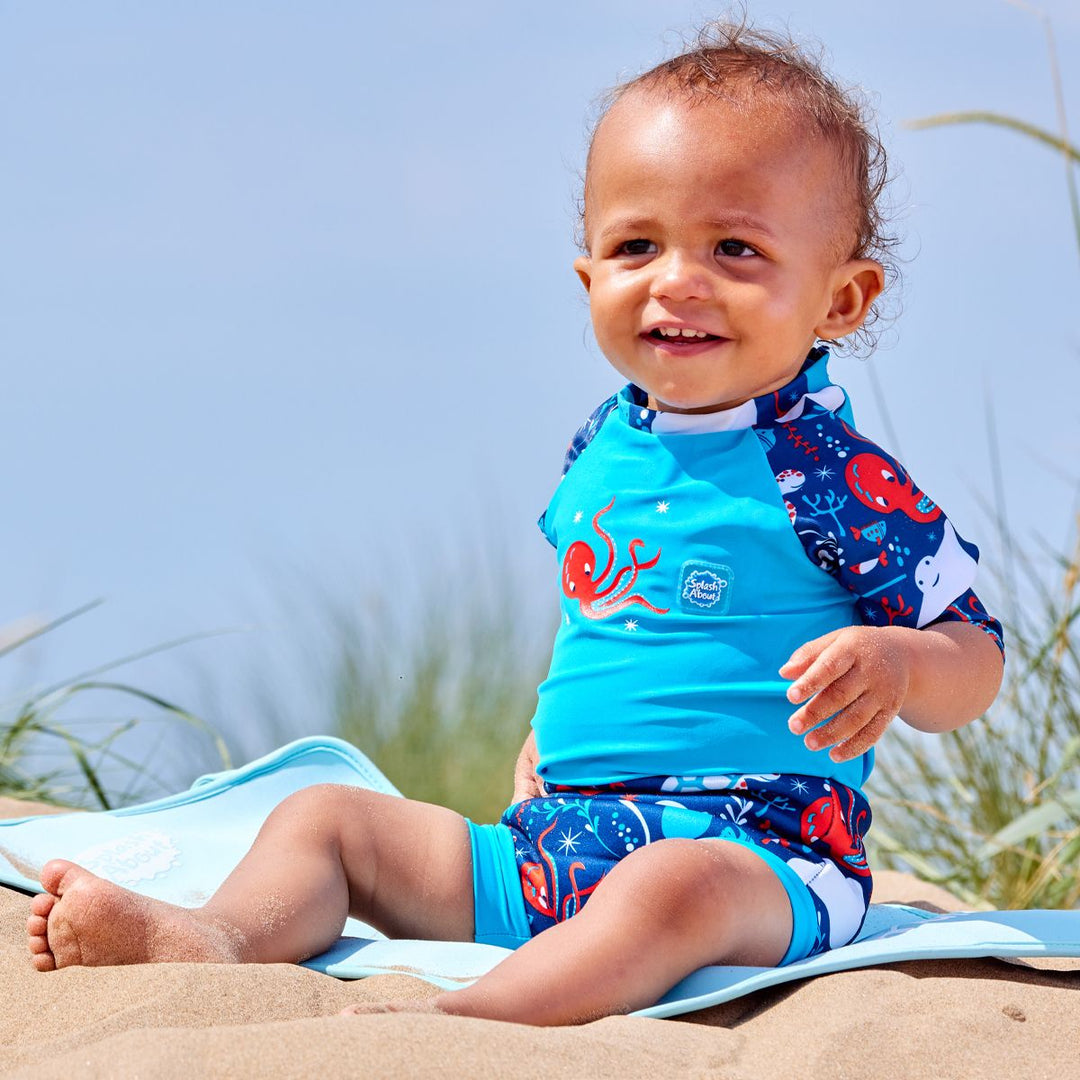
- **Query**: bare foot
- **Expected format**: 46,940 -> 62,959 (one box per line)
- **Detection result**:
27,859 -> 245,971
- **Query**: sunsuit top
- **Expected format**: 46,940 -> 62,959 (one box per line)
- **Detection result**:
531,348 -> 1003,792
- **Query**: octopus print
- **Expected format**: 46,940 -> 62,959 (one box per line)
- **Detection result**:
562,499 -> 669,620
800,783 -> 871,877
845,453 -> 941,523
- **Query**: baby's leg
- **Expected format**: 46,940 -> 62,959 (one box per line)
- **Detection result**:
27,784 -> 474,971
347,836 -> 793,1025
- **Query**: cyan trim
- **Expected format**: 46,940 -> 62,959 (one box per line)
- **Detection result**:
467,820 -> 533,949
728,840 -> 820,966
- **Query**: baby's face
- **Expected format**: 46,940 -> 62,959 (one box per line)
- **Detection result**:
575,90 -> 881,413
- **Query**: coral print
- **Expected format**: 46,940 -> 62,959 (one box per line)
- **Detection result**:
561,498 -> 669,620
519,819 -> 601,923
751,376 -> 1003,655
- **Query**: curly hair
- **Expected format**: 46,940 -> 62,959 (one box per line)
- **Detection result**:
580,17 -> 899,353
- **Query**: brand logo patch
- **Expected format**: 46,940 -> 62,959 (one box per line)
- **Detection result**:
74,830 -> 180,886
678,562 -> 734,615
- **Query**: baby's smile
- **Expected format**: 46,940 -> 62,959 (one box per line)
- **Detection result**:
573,88 -> 881,415
644,324 -> 727,357
650,326 -> 718,340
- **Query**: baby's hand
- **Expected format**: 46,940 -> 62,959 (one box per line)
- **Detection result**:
512,730 -> 543,803
780,626 -> 912,763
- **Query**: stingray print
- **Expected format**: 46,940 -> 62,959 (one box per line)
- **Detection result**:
562,499 -> 669,620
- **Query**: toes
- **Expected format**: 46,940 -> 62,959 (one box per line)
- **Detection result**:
31,950 -> 57,972
27,907 -> 58,970
39,859 -> 80,895
27,897 -> 58,971
30,892 -> 56,918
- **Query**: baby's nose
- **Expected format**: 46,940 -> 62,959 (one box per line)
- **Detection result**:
649,253 -> 714,302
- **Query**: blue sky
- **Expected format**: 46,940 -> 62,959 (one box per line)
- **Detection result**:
2,1 -> 1078,779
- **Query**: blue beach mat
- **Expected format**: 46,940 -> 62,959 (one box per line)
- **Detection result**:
2,736 -> 1078,1020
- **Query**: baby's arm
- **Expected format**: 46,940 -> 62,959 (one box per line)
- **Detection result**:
781,621 -> 1003,763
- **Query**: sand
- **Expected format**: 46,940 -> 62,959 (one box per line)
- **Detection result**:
2,796 -> 1078,1079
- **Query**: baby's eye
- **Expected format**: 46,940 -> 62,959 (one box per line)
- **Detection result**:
716,239 -> 757,258
616,239 -> 657,257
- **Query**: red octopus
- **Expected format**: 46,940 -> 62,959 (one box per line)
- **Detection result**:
562,498 -> 669,620
800,785 -> 871,877
845,453 -> 941,523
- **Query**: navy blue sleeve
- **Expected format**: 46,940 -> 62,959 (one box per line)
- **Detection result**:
760,410 -> 1004,656
559,394 -> 620,478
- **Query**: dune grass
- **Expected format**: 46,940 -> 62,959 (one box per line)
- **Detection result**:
870,525 -> 1080,908
0,602 -> 229,810
871,14 -> 1080,908
325,568 -> 553,824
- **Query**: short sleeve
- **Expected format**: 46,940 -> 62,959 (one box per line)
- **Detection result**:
559,394 -> 620,478
764,413 -> 1004,656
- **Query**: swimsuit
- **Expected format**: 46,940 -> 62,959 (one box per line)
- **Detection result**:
471,773 -> 872,964
468,349 -> 1001,961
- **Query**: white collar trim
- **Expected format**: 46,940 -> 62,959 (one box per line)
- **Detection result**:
649,399 -> 758,434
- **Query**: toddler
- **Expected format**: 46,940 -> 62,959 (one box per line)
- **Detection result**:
27,22 -> 1004,1026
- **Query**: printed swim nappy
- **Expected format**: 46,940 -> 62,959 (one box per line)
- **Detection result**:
467,773 -> 873,965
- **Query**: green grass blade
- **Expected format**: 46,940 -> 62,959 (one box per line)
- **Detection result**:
905,112 -> 1080,163
0,600 -> 104,661
973,791 -> 1080,860
25,628 -> 244,705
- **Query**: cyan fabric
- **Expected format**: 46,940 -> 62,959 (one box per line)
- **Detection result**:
468,820 -> 533,949
532,349 -> 1002,790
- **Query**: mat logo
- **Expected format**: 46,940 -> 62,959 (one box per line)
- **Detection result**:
74,830 -> 180,886
679,561 -> 734,615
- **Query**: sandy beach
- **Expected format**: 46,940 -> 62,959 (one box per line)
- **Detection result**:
2,796 -> 1078,1080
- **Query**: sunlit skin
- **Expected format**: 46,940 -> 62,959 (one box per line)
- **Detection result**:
25,85 -> 1002,1028
573,90 -> 883,414
572,88 -> 1001,764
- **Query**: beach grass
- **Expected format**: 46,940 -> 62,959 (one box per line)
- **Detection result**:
870,524 -> 1080,908
0,602 -> 229,810
326,568 -> 553,824
870,22 -> 1079,908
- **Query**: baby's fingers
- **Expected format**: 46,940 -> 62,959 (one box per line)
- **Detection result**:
787,663 -> 864,738
795,688 -> 878,750
827,708 -> 895,762
779,629 -> 845,683
785,636 -> 857,707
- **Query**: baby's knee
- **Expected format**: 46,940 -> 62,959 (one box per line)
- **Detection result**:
604,839 -> 768,925
604,839 -> 717,913
264,784 -> 375,842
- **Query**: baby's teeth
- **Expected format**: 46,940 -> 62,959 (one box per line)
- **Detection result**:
658,327 -> 707,338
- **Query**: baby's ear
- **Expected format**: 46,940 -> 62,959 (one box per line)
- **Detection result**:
573,255 -> 593,292
816,260 -> 884,340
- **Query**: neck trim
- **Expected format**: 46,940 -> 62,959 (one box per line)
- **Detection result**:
621,346 -> 839,435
